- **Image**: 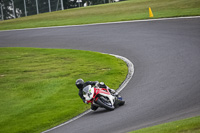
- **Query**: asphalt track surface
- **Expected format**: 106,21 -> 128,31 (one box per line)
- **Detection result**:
0,17 -> 200,133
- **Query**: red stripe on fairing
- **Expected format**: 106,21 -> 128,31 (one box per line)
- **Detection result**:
96,88 -> 111,95
88,87 -> 111,103
95,97 -> 99,101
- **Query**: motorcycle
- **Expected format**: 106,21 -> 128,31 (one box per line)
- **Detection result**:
83,85 -> 125,111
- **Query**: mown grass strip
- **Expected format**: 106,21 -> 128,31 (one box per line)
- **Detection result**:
0,47 -> 128,133
130,116 -> 200,133
0,0 -> 200,30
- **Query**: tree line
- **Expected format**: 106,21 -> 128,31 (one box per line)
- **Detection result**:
0,0 -> 113,20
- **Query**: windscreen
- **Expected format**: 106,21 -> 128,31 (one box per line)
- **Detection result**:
83,85 -> 91,95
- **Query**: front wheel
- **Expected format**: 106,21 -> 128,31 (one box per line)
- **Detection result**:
96,97 -> 115,111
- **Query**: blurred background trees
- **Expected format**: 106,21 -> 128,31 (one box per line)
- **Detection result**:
0,0 -> 117,20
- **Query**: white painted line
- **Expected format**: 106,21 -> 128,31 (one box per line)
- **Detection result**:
1,16 -> 200,32
42,54 -> 134,133
42,109 -> 92,133
110,54 -> 134,94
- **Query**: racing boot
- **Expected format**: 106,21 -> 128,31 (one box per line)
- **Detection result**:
91,104 -> 98,111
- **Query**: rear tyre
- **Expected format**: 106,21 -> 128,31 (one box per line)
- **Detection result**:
118,100 -> 125,106
96,97 -> 115,111
117,95 -> 125,106
114,95 -> 125,107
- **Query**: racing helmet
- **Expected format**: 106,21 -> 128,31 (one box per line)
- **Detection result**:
75,78 -> 84,89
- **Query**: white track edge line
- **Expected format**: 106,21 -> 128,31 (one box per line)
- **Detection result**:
110,54 -> 134,94
1,16 -> 200,32
42,54 -> 134,133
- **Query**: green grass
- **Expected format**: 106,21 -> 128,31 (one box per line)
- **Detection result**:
0,47 -> 128,133
130,116 -> 200,133
0,0 -> 200,30
1,0 -> 200,132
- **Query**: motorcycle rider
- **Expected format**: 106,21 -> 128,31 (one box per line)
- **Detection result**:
75,78 -> 116,111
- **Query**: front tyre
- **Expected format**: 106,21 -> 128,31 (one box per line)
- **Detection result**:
96,97 -> 115,111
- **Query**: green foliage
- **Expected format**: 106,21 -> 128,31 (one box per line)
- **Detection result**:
0,0 -> 13,20
0,47 -> 128,133
0,0 -> 108,20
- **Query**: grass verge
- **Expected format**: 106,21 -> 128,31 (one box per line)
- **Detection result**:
0,47 -> 128,133
130,116 -> 200,133
0,0 -> 200,30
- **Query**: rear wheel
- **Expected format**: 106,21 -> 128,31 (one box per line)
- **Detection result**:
117,95 -> 125,106
118,100 -> 125,106
114,95 -> 125,107
96,96 -> 115,111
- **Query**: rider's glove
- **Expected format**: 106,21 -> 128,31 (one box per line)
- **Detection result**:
84,100 -> 88,104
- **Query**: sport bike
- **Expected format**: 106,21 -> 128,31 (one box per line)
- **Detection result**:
83,85 -> 125,111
